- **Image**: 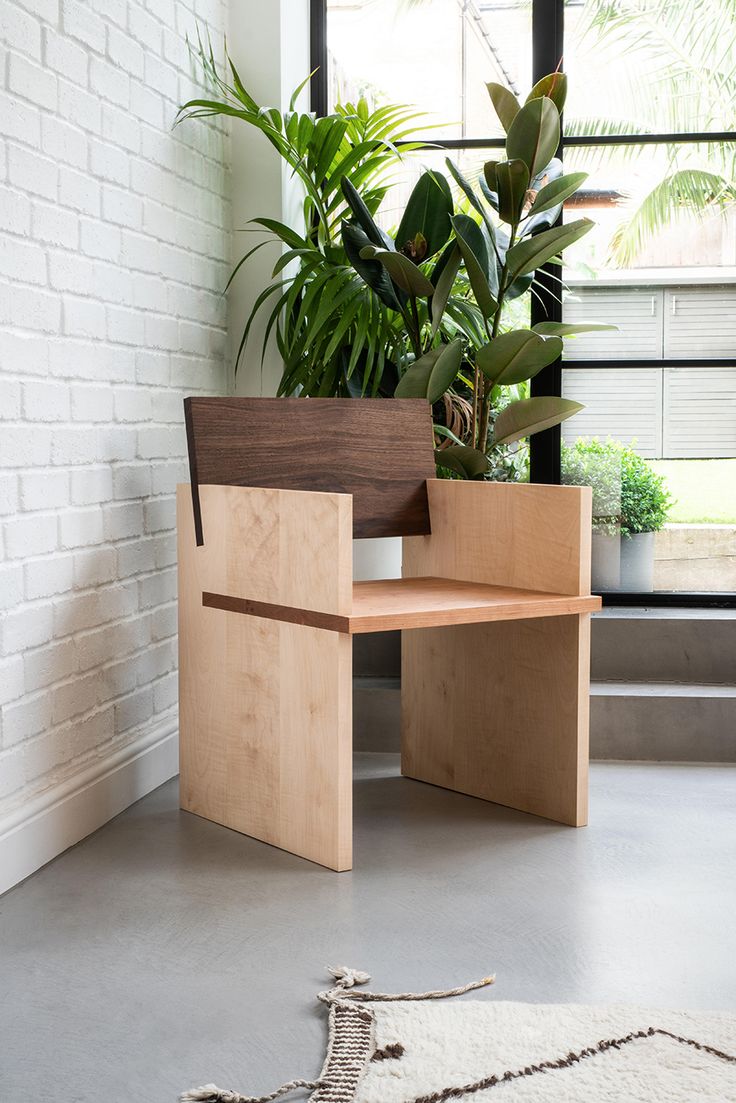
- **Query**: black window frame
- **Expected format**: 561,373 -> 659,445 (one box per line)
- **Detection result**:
310,0 -> 736,608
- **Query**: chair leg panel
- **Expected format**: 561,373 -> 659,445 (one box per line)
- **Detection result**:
178,548 -> 353,871
401,614 -> 590,826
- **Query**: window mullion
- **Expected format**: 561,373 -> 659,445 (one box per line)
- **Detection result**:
530,0 -> 565,485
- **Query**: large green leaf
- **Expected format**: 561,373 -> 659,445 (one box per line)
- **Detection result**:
486,83 -> 521,132
430,243 -> 461,338
477,330 -> 563,386
483,161 -> 499,192
526,172 -> 588,218
492,396 -> 583,446
395,170 -> 453,260
506,97 -> 560,178
505,218 -> 593,280
342,223 -> 399,308
525,72 -> 568,113
426,339 -> 463,402
435,445 -> 489,480
495,159 -> 530,227
359,246 -> 434,298
341,177 -> 392,249
532,321 -> 618,337
395,339 -> 463,404
450,214 -> 497,319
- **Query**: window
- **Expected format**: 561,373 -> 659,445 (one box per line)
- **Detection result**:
312,0 -> 736,604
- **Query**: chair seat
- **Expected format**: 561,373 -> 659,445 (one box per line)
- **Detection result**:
203,576 -> 601,635
350,577 -> 601,633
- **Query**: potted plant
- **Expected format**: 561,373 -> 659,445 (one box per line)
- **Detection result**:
561,437 -> 623,590
179,43 -> 615,472
619,444 -> 673,590
339,73 -> 617,476
562,438 -> 673,591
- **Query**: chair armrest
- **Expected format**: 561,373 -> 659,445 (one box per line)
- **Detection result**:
176,483 -> 353,616
404,478 -> 593,597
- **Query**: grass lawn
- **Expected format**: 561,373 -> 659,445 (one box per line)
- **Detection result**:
650,459 -> 736,524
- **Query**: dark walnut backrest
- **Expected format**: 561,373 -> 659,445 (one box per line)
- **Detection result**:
184,397 -> 436,545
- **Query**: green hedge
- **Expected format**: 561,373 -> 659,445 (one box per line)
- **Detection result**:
562,438 -> 673,536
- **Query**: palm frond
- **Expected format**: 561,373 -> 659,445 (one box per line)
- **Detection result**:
608,167 -> 736,265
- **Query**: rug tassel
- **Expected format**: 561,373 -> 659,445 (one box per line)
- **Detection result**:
179,1077 -> 319,1103
320,965 -> 495,1004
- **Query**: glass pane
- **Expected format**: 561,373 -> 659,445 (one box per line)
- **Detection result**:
560,142 -> 736,360
326,0 -> 532,140
562,368 -> 736,592
565,0 -> 736,136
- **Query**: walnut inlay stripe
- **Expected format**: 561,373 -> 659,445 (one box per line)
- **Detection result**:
202,592 -> 351,633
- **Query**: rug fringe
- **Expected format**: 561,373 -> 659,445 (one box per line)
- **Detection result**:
180,967 -> 497,1102
319,964 -> 496,1004
179,1078 -> 319,1103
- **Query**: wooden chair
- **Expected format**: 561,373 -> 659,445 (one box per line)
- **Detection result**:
178,397 -> 601,871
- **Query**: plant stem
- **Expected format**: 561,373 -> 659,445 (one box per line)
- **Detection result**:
408,295 -> 423,359
478,273 -> 506,451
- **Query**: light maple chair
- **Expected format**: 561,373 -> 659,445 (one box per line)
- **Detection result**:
178,397 -> 600,871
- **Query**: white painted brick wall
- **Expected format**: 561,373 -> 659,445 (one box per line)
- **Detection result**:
0,0 -> 230,815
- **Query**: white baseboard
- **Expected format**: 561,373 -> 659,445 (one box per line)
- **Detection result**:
0,719 -> 178,897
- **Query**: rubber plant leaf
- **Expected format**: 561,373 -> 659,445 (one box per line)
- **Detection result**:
477,329 -> 563,386
526,172 -> 588,218
341,177 -> 393,249
394,346 -> 443,399
359,246 -> 435,298
435,445 -> 489,479
342,223 -> 400,309
505,218 -> 593,280
485,83 -> 521,132
492,396 -> 583,447
395,338 -> 463,404
495,159 -> 530,228
525,72 -> 568,113
483,161 -> 500,192
430,243 -> 462,339
450,214 -> 497,319
395,170 -> 453,261
505,97 -> 560,179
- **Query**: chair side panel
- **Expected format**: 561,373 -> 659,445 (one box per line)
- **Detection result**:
404,480 -> 593,596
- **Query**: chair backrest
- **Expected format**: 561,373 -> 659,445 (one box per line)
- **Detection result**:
184,397 -> 436,545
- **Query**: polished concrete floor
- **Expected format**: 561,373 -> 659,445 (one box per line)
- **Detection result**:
1,756 -> 735,1102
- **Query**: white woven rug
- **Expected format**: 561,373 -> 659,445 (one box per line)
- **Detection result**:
182,968 -> 736,1103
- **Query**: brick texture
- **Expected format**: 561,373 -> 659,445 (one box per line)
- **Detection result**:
0,0 -> 230,813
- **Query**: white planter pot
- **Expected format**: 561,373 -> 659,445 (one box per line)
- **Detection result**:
353,536 -> 403,581
591,532 -> 621,592
620,532 -> 656,592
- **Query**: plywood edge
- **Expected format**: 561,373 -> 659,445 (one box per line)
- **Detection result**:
201,583 -> 600,634
350,592 -> 601,633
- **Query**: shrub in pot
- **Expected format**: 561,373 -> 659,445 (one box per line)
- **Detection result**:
562,438 -> 673,591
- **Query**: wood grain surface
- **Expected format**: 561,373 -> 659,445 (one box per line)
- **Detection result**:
184,396 -> 436,544
177,484 -> 353,870
202,578 -> 599,634
401,478 -> 595,827
403,479 -> 594,596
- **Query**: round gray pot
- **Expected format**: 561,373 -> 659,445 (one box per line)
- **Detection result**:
620,531 -> 656,592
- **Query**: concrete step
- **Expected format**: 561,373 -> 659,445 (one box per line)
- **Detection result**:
590,682 -> 736,762
592,608 -> 736,685
354,677 -> 400,752
353,676 -> 736,762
